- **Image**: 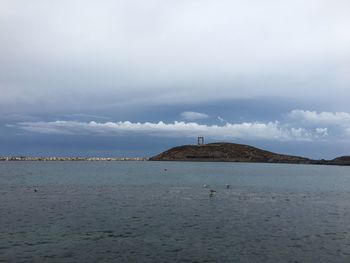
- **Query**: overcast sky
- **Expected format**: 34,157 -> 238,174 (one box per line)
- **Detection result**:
1,0 -> 350,158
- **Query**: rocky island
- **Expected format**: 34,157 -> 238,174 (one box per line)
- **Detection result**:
150,142 -> 350,166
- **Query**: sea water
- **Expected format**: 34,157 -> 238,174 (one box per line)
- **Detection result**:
1,161 -> 350,262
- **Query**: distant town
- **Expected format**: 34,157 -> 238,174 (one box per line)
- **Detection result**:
0,157 -> 148,161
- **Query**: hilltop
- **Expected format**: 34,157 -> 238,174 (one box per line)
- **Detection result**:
150,142 -> 350,166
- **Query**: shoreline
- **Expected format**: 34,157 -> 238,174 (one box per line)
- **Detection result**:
1,157 -> 350,167
0,157 -> 148,161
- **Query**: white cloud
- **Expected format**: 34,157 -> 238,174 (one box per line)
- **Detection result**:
315,128 -> 329,137
287,110 -> 350,126
181,111 -> 209,120
285,109 -> 350,140
217,116 -> 225,122
15,120 -> 311,141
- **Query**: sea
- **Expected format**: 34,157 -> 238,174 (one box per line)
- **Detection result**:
1,161 -> 350,263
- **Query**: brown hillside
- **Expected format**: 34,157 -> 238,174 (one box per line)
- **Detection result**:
150,142 -> 313,164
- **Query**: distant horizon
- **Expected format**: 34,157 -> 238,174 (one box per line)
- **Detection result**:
1,140 -> 349,161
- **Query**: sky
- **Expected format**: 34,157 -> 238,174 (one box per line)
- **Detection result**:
1,0 -> 350,158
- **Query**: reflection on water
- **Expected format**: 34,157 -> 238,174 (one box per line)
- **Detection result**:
1,161 -> 350,262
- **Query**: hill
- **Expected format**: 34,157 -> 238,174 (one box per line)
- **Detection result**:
149,142 -> 350,165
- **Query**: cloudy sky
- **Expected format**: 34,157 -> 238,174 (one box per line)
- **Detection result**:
1,0 -> 350,158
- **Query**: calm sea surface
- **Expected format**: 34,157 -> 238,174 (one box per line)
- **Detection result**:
1,161 -> 350,262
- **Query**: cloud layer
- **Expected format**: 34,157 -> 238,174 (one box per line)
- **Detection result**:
1,0 -> 350,114
15,120 -> 308,141
287,110 -> 350,127
13,110 -> 350,143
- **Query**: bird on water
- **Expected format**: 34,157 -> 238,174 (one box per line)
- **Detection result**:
209,189 -> 216,197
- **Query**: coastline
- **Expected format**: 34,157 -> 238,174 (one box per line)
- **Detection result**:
0,157 -> 148,161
